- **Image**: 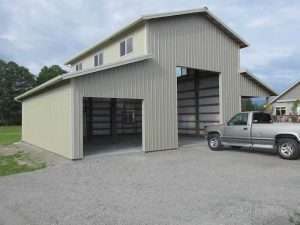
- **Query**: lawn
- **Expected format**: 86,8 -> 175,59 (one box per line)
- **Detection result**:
0,126 -> 21,145
0,151 -> 46,176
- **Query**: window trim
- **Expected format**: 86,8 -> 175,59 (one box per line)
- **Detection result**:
275,106 -> 286,116
94,52 -> 104,67
120,37 -> 134,57
75,62 -> 82,71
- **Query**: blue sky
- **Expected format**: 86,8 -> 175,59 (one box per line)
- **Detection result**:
0,0 -> 299,93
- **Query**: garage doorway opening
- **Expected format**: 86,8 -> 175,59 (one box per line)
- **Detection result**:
83,97 -> 143,156
177,67 -> 220,147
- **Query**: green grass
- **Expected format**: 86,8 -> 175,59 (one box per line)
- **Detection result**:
0,126 -> 21,145
0,151 -> 46,176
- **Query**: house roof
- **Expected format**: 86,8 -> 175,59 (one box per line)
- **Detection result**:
269,80 -> 300,104
240,70 -> 278,96
64,7 -> 249,65
15,55 -> 152,101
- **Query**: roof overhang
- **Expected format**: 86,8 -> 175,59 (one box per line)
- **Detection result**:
16,54 -> 152,101
65,7 -> 249,65
240,70 -> 278,96
269,80 -> 300,104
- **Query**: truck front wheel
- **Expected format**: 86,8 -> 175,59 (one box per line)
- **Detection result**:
207,134 -> 223,151
277,138 -> 300,160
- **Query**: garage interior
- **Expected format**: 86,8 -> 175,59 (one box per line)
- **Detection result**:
83,97 -> 143,155
177,67 -> 220,146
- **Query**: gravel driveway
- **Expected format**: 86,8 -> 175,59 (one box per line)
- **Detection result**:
0,145 -> 300,225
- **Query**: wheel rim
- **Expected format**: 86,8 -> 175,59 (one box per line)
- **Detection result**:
209,137 -> 219,148
279,143 -> 294,157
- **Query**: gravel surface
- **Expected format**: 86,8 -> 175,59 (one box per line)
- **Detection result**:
0,145 -> 299,225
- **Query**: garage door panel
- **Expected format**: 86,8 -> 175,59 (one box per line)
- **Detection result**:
199,97 -> 219,105
199,77 -> 219,88
199,105 -> 219,113
199,122 -> 220,129
198,88 -> 219,97
178,114 -> 196,121
178,99 -> 195,107
178,129 -> 197,135
93,130 -> 110,135
178,107 -> 196,114
178,91 -> 195,99
177,81 -> 194,91
199,114 -> 219,122
178,122 -> 196,129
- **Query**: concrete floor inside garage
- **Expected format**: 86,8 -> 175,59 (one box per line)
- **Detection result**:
84,134 -> 207,156
83,97 -> 143,156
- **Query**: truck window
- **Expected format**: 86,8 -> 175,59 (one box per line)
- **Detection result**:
253,112 -> 272,124
228,113 -> 248,126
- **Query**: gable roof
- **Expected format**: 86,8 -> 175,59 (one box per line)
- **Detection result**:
240,70 -> 278,96
65,7 -> 249,65
269,80 -> 300,104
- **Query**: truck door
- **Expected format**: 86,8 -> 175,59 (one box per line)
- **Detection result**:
222,112 -> 251,147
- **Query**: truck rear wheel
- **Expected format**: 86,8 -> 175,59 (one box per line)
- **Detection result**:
207,133 -> 223,151
277,138 -> 300,160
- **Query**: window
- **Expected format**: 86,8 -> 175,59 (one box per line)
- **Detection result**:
176,67 -> 188,77
75,63 -> 82,71
127,37 -> 133,53
228,113 -> 249,126
94,52 -> 103,66
241,96 -> 267,112
276,107 -> 286,116
253,112 -> 272,124
120,37 -> 133,56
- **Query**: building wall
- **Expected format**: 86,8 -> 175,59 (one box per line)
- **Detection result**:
70,24 -> 146,71
147,14 -> 241,123
72,57 -> 178,158
22,82 -> 73,159
277,83 -> 300,101
272,101 -> 300,115
240,74 -> 272,97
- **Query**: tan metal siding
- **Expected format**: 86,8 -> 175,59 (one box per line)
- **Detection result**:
240,74 -> 271,97
147,14 -> 241,123
278,83 -> 300,101
71,25 -> 146,72
72,59 -> 178,157
22,82 -> 73,159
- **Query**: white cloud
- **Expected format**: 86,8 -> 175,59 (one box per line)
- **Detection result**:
0,0 -> 299,92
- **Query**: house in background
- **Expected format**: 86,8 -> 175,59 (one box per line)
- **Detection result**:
16,8 -> 276,159
269,81 -> 300,117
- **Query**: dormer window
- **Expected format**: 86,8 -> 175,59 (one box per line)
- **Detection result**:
94,52 -> 103,67
75,63 -> 82,71
120,37 -> 133,57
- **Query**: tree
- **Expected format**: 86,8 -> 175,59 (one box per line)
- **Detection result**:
0,59 -> 36,125
36,65 -> 66,85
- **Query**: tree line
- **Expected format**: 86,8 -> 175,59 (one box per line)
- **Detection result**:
0,59 -> 66,125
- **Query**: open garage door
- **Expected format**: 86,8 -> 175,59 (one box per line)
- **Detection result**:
83,97 -> 143,155
177,67 -> 220,146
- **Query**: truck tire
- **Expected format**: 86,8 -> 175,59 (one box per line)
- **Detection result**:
207,133 -> 223,151
277,138 -> 300,160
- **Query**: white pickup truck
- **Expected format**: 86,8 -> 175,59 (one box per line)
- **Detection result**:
206,111 -> 300,160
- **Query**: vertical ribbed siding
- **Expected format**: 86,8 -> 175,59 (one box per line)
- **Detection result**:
240,74 -> 272,97
72,14 -> 243,157
22,81 -> 73,159
147,14 -> 241,124
73,58 -> 178,156
276,83 -> 300,101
